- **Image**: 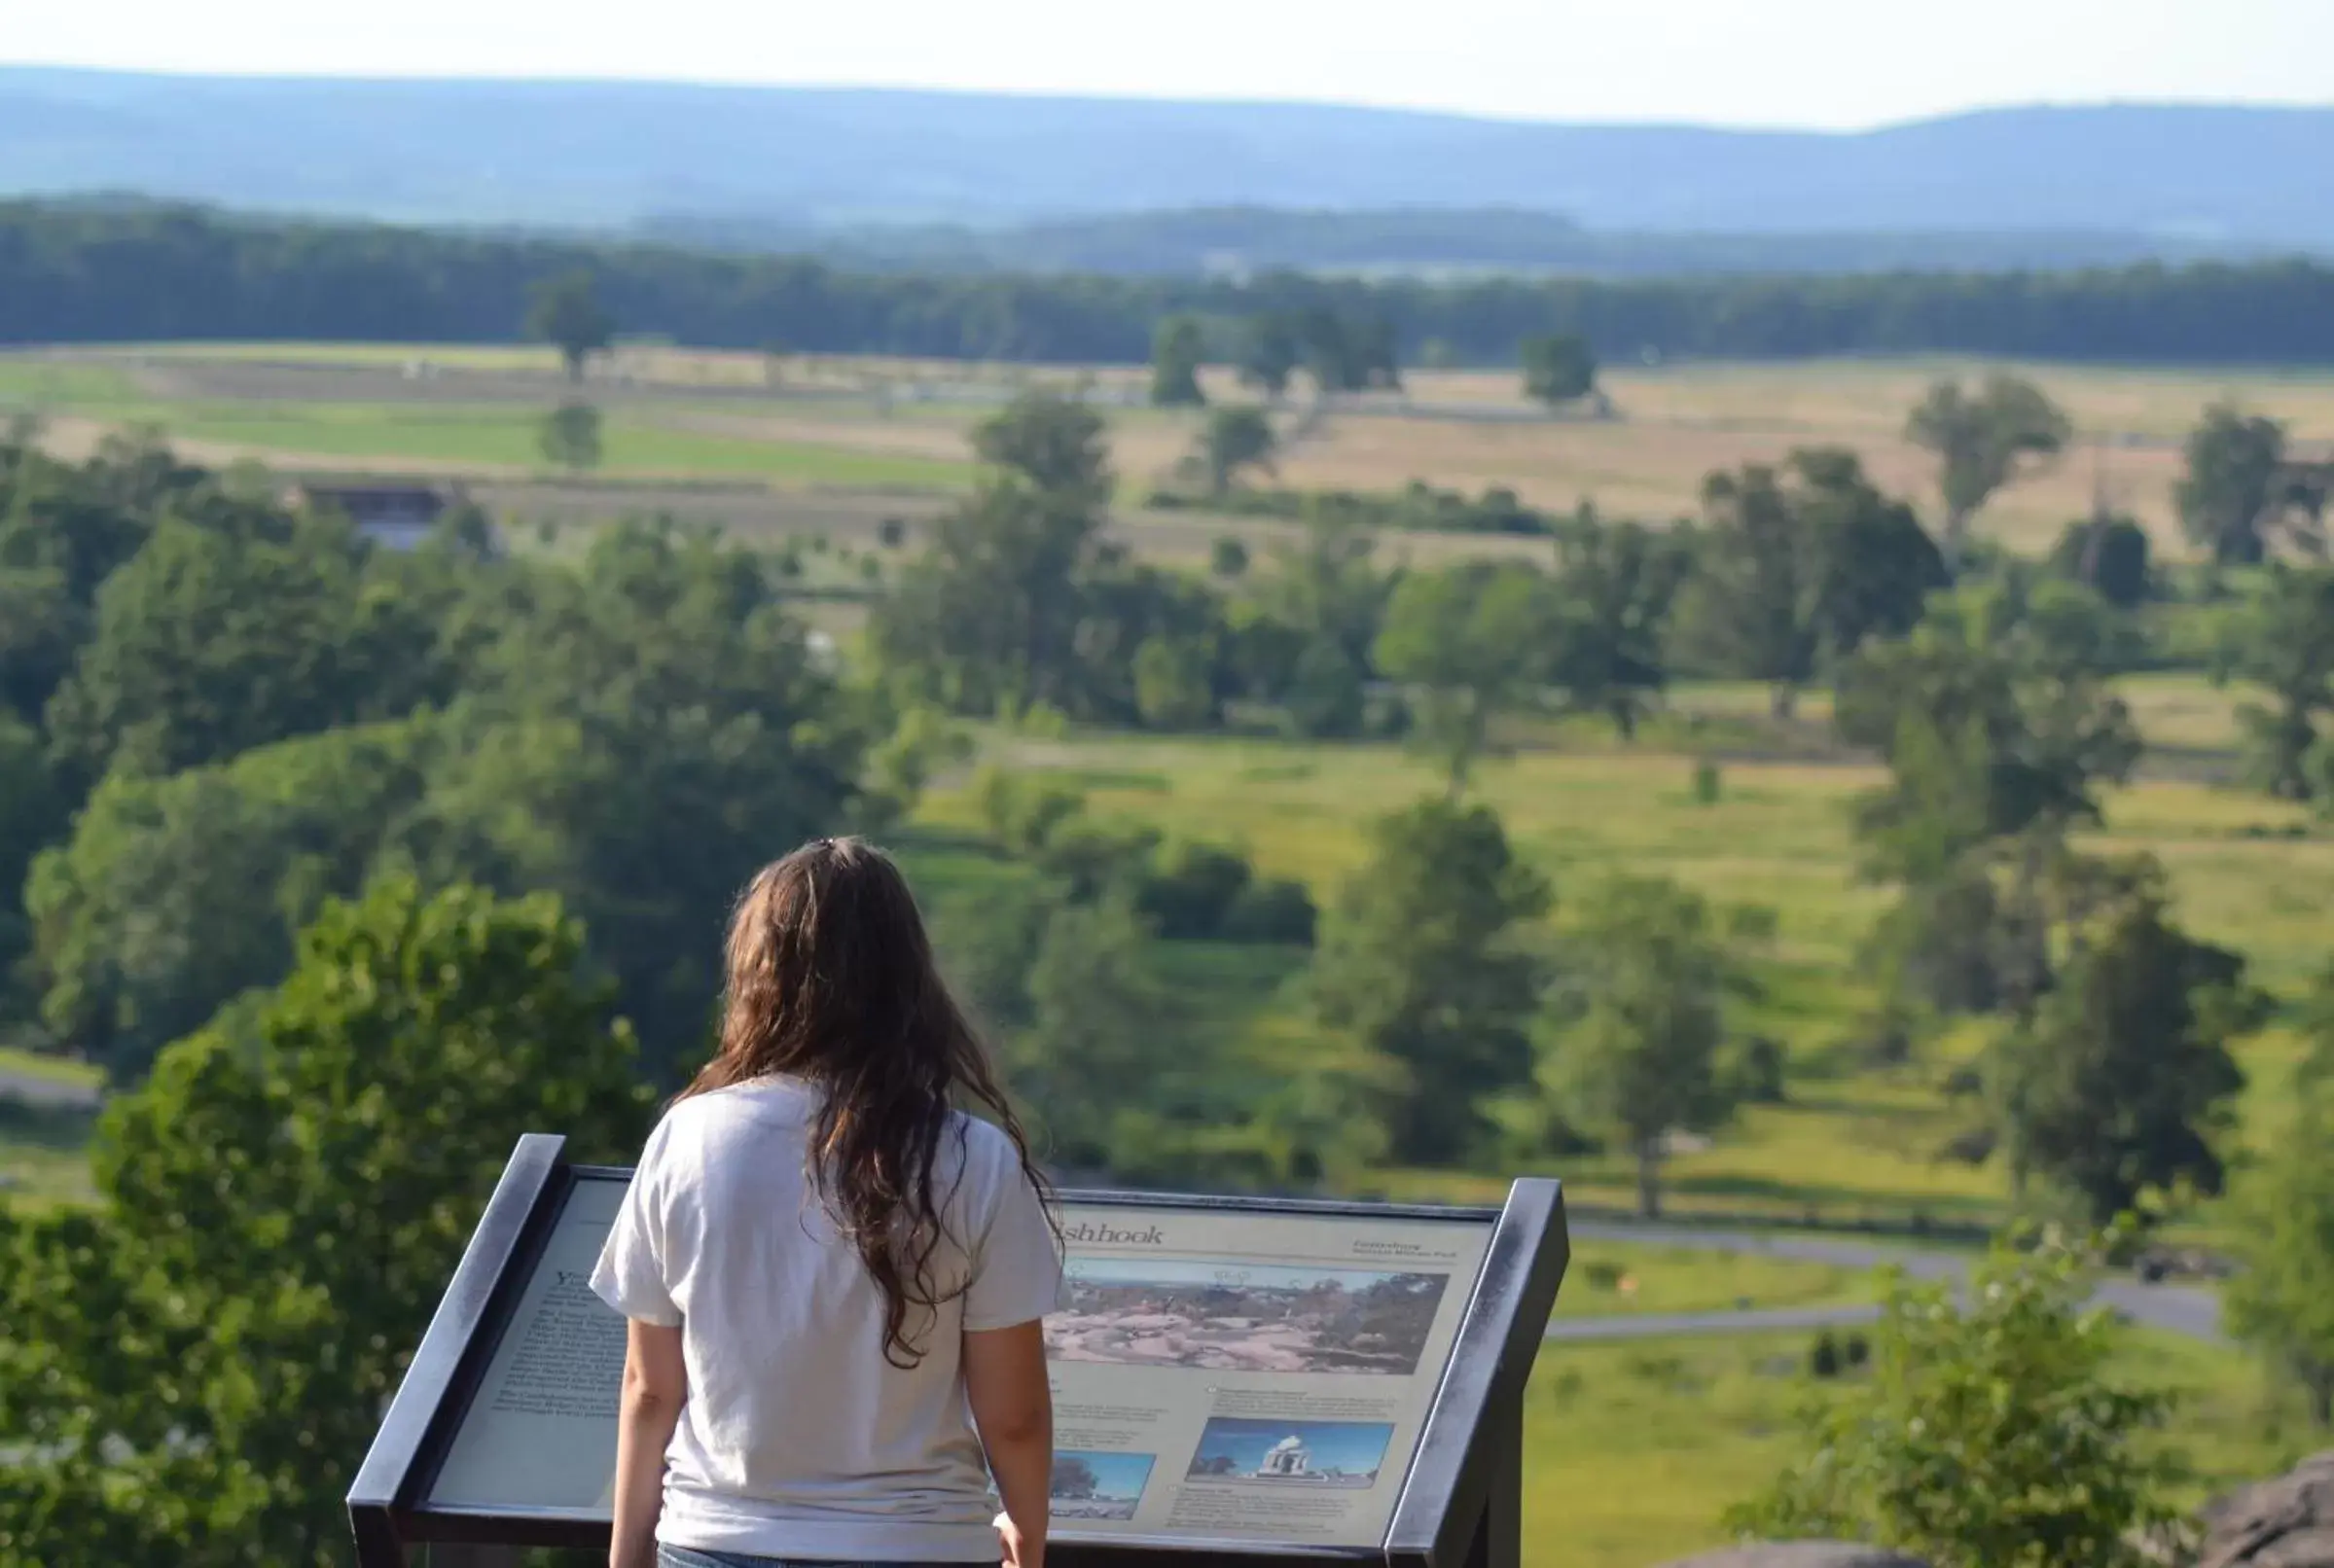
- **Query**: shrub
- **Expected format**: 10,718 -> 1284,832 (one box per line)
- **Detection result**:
1221,877 -> 1320,945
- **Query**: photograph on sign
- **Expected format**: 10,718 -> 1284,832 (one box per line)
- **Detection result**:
1039,1202 -> 1495,1548
1050,1450 -> 1158,1519
1051,1259 -> 1450,1374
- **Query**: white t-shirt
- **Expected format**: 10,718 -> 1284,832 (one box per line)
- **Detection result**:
591,1077 -> 1063,1561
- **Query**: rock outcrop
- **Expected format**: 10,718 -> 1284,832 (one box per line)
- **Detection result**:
2195,1452 -> 2334,1568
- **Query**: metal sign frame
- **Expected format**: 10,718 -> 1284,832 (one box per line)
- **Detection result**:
347,1134 -> 1566,1568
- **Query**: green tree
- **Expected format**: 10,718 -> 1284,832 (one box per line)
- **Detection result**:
538,400 -> 604,473
1680,449 -> 1945,717
1536,874 -> 1739,1218
527,269 -> 614,382
2225,564 -> 2334,801
437,524 -> 869,1073
1521,333 -> 1598,409
1209,536 -> 1251,579
2177,403 -> 2290,566
42,510 -> 438,787
1198,406 -> 1277,495
2224,1074 -> 2334,1428
1009,894 -> 1164,1170
1728,1232 -> 2188,1568
2050,513 -> 2152,609
1998,869 -> 2249,1226
1839,594 -> 2141,889
0,877 -> 652,1567
1131,635 -> 1215,731
1237,312 -> 1300,400
1311,798 -> 1550,1163
1905,375 -> 2072,563
1150,315 -> 1207,408
26,718 -> 437,1082
1374,562 -> 1554,795
0,710 -> 61,1000
1545,511 -> 1688,737
970,390 -> 1114,509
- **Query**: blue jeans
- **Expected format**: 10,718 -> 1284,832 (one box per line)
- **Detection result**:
658,1550 -> 940,1568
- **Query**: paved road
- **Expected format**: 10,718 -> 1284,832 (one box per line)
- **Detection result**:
0,1067 -> 102,1110
1548,1217 -> 2224,1344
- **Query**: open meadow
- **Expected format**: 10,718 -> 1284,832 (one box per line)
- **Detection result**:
6,344 -> 2333,561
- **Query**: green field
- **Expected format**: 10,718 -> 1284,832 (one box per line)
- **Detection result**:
912,687 -> 2325,1229
1554,1242 -> 1873,1319
1518,1326 -> 2315,1568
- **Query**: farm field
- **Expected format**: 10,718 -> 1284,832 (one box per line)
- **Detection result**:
5,345 -> 2333,559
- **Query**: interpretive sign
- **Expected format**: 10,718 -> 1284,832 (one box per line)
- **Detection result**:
348,1136 -> 1566,1568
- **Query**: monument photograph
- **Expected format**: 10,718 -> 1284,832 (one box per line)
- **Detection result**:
1046,1259 -> 1449,1374
1185,1417 -> 1395,1489
1049,1451 -> 1156,1520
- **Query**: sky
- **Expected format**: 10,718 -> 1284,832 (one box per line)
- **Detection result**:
7,0 -> 2332,129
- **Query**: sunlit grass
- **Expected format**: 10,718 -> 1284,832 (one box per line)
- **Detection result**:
1519,1326 -> 2315,1568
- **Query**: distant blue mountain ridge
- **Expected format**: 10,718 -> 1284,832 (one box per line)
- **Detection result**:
2,67 -> 2330,254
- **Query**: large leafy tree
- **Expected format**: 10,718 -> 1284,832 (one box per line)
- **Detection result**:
1681,448 -> 1945,717
1545,512 -> 1688,738
874,396 -> 1116,719
1149,315 -> 1207,408
1374,562 -> 1555,794
2223,564 -> 2334,802
1997,866 -> 2250,1224
1534,874 -> 1740,1218
2224,1052 -> 2334,1429
26,718 -> 437,1082
439,523 -> 869,1073
0,878 -> 652,1568
1236,312 -> 1300,400
1197,406 -> 1276,495
1905,374 -> 2072,563
1841,595 -> 2143,1031
1729,1232 -> 2190,1568
43,506 -> 440,787
1311,798 -> 1549,1163
2176,402 -> 2291,566
1521,333 -> 1598,409
527,268 -> 614,382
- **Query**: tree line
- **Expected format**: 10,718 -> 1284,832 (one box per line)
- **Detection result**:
10,199 -> 2334,363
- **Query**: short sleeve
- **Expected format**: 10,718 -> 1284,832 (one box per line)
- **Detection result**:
963,1131 -> 1065,1333
591,1122 -> 683,1328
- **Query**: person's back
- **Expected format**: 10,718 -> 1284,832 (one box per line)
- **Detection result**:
592,837 -> 1060,1568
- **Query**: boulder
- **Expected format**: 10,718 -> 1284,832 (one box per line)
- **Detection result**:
2195,1453 -> 2334,1568
1657,1546 -> 1929,1568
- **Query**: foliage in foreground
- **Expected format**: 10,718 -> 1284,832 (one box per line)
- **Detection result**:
1727,1231 -> 2190,1568
0,879 -> 652,1567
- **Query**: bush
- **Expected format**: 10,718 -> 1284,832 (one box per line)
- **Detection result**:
1135,839 -> 1253,939
1726,1035 -> 1789,1104
877,517 -> 908,549
1809,1329 -> 1844,1378
1693,757 -> 1723,805
1221,877 -> 1319,945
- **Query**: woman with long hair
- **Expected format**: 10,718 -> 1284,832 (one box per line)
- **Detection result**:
592,837 -> 1061,1568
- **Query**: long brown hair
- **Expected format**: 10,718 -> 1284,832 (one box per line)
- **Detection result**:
684,837 -> 1053,1368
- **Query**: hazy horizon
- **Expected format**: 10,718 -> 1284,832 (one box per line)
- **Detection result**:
7,0 -> 2332,132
